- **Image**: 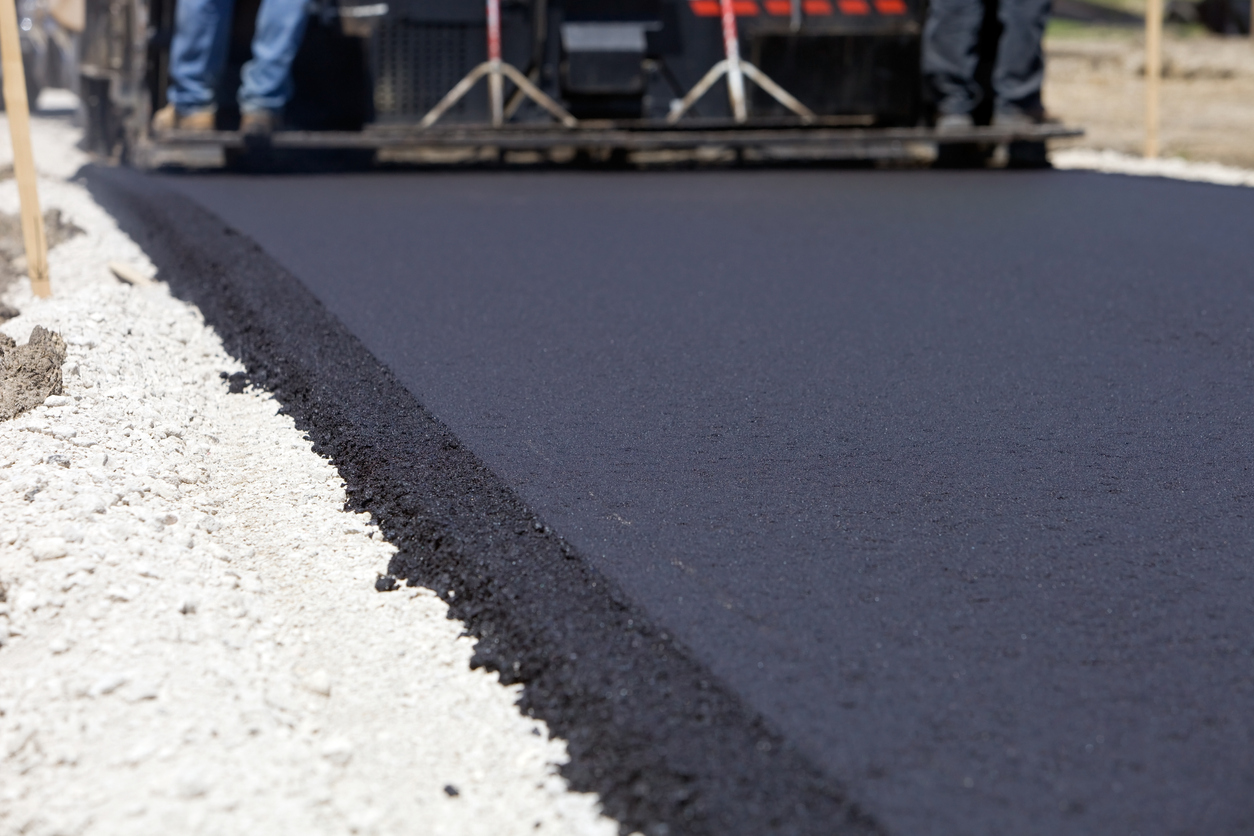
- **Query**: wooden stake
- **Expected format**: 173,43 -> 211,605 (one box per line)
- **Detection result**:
1144,0 -> 1163,159
108,260 -> 155,287
0,0 -> 50,297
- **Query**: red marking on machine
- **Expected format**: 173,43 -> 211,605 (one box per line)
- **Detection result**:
689,0 -> 762,14
837,0 -> 870,12
485,0 -> 501,60
873,0 -> 907,12
803,0 -> 834,13
717,0 -> 749,118
764,0 -> 791,12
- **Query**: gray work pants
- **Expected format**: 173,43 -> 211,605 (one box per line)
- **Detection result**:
922,0 -> 1051,116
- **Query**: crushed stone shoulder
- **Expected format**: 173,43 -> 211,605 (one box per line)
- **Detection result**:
0,117 -> 616,836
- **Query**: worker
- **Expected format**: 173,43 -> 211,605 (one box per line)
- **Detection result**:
923,0 -> 1052,129
151,0 -> 309,134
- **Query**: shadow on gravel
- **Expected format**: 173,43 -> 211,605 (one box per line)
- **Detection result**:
82,164 -> 886,836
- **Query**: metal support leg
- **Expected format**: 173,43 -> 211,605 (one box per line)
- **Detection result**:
419,0 -> 576,130
721,0 -> 748,121
420,62 -> 492,129
741,62 -> 814,121
667,0 -> 815,124
489,60 -> 504,126
668,59 -> 729,122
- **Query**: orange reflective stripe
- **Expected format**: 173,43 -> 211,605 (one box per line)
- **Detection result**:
692,0 -> 901,18
688,0 -> 760,14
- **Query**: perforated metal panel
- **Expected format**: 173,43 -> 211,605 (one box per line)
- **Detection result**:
749,33 -> 919,124
370,21 -> 487,122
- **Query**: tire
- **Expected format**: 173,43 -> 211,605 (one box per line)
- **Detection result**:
26,74 -> 42,112
80,74 -> 121,157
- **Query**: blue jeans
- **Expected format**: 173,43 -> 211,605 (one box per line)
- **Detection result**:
167,0 -> 309,113
923,0 -> 1051,116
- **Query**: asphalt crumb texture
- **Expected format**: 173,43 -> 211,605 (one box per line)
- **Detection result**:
85,166 -> 881,836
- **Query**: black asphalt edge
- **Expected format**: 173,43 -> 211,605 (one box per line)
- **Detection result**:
83,165 -> 885,836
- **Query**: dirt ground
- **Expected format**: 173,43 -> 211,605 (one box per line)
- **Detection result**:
1045,29 -> 1254,167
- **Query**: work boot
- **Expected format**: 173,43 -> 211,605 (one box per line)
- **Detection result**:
991,106 -> 1058,128
240,109 -> 282,136
991,106 -> 1055,168
936,112 -> 974,133
151,104 -> 216,132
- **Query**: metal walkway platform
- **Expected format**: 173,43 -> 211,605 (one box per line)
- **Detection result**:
143,121 -> 1082,165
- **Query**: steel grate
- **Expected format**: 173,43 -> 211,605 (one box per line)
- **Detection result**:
371,21 -> 488,122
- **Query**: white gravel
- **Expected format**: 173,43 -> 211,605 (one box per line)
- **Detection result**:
0,108 -> 618,836
1052,147 -> 1254,188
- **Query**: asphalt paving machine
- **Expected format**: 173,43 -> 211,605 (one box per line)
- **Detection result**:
77,0 -> 1078,165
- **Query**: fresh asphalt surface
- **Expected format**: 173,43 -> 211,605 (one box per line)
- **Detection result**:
162,168 -> 1253,836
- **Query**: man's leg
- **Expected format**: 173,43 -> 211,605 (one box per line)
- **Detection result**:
922,0 -> 986,119
992,0 -> 1051,117
166,0 -> 235,115
237,0 -> 309,116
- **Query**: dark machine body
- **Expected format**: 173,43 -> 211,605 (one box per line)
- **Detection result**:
358,0 -> 922,124
78,0 -> 1076,163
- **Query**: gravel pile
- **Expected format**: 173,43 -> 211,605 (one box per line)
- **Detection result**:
0,111 -> 616,836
